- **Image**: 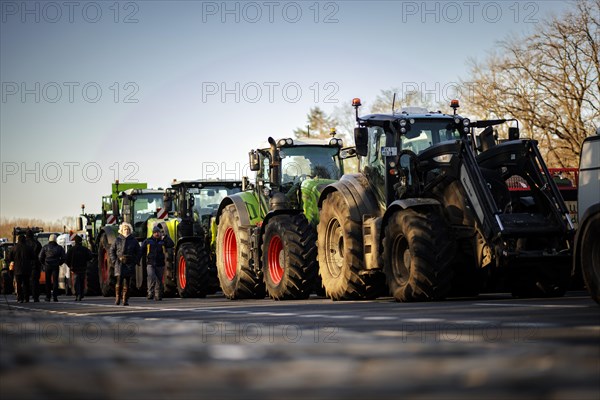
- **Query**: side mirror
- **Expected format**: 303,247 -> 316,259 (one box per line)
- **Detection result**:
249,150 -> 260,171
508,127 -> 520,140
77,217 -> 84,231
354,127 -> 368,157
242,176 -> 251,191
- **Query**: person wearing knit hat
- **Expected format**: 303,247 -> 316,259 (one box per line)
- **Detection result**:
141,225 -> 174,301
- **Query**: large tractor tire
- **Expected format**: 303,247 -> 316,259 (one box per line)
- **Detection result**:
98,234 -> 115,297
580,213 -> 600,304
261,214 -> 317,300
383,208 -> 454,302
317,191 -> 378,300
176,242 -> 210,298
85,257 -> 101,296
216,204 -> 265,299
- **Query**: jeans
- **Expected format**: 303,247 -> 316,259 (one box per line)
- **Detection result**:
45,266 -> 59,298
146,265 -> 164,299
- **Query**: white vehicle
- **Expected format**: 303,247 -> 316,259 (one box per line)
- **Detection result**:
574,127 -> 600,304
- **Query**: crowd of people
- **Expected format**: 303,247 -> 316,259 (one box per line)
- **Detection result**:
4,222 -> 173,306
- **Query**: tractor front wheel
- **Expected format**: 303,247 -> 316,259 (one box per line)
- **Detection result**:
383,209 -> 454,302
216,204 -> 265,299
176,243 -> 210,298
262,214 -> 317,300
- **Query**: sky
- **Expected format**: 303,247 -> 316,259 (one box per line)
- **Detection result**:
0,0 -> 571,221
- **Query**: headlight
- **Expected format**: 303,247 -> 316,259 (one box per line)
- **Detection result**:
399,119 -> 407,127
277,139 -> 287,147
463,118 -> 470,127
433,154 -> 453,163
286,138 -> 293,145
454,117 -> 461,124
400,127 -> 407,134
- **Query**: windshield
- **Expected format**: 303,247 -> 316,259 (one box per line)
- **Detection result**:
133,194 -> 165,224
400,119 -> 462,154
192,186 -> 241,220
279,146 -> 341,185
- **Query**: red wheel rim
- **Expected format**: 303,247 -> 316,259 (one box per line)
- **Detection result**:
178,255 -> 187,289
268,235 -> 284,284
224,228 -> 237,281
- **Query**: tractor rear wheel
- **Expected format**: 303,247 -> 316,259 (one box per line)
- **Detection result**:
176,242 -> 210,298
580,213 -> 600,304
383,209 -> 454,302
318,191 -> 376,300
262,214 -> 317,300
216,204 -> 265,299
98,234 -> 115,297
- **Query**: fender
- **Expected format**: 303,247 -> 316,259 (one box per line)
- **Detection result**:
259,208 -> 302,238
381,198 -> 442,233
216,191 -> 261,227
318,174 -> 380,221
98,225 -> 118,248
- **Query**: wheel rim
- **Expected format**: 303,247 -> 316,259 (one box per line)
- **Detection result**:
392,235 -> 410,286
224,227 -> 237,281
325,218 -> 344,278
268,235 -> 284,284
178,255 -> 187,289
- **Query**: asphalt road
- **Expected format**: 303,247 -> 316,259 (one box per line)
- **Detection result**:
1,291 -> 599,400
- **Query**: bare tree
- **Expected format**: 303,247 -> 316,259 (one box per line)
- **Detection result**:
460,0 -> 599,167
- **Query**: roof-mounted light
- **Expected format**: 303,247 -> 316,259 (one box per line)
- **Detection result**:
329,138 -> 343,147
399,119 -> 407,127
352,98 -> 362,107
277,139 -> 287,147
286,138 -> 293,145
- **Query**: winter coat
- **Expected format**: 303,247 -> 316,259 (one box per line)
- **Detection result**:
9,242 -> 35,275
39,242 -> 66,270
109,234 -> 141,277
141,235 -> 174,268
66,243 -> 93,274
26,238 -> 42,270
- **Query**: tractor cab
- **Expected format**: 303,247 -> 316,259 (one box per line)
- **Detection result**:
119,189 -> 170,240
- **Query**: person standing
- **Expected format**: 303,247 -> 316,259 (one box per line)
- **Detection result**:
39,234 -> 66,302
142,225 -> 174,301
66,235 -> 93,301
25,229 -> 42,302
110,222 -> 140,306
8,235 -> 35,303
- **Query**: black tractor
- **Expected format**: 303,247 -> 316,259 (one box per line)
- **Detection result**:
317,99 -> 574,301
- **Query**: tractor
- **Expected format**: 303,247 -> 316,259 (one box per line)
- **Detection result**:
215,134 -> 352,300
150,179 -> 242,298
95,181 -> 166,296
317,98 -> 574,301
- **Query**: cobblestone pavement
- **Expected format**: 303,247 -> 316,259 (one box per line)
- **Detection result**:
1,292 -> 599,400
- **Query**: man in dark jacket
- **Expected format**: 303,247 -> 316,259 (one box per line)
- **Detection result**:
66,235 -> 93,301
25,230 -> 43,302
39,234 -> 66,302
142,225 -> 174,301
9,235 -> 35,303
110,222 -> 140,306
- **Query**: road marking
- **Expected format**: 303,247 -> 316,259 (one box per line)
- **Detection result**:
363,316 -> 398,321
474,303 -> 588,309
402,318 -> 446,323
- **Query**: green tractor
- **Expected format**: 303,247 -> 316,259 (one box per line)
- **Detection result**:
215,135 -> 352,300
317,98 -> 574,301
150,180 -> 242,298
96,181 -> 167,296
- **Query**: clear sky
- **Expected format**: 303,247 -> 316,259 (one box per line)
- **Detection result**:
1,0 -> 571,221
